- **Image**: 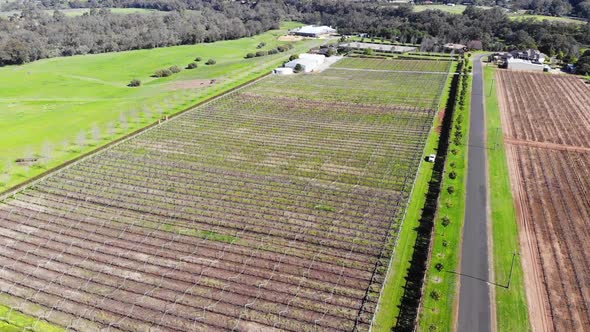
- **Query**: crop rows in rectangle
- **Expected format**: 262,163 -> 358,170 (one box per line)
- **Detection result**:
0,59 -> 448,331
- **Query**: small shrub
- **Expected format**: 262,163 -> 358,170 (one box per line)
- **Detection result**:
268,49 -> 279,55
255,50 -> 267,57
195,57 -> 202,62
449,171 -> 457,179
363,48 -> 374,55
442,240 -> 449,247
294,63 -> 303,73
430,290 -> 441,301
128,79 -> 141,87
449,161 -> 456,168
186,62 -> 198,69
154,69 -> 172,77
206,59 -> 216,65
451,148 -> 458,155
429,324 -> 438,331
169,65 -> 181,73
245,53 -> 256,59
441,216 -> 451,227
435,263 -> 444,272
256,42 -> 266,49
277,45 -> 288,52
289,54 -> 299,61
447,186 -> 455,194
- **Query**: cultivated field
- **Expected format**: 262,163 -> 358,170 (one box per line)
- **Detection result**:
0,59 -> 450,331
496,70 -> 590,332
332,58 -> 451,72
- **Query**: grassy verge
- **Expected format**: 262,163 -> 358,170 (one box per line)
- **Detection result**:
419,59 -> 471,332
372,61 -> 457,331
0,304 -> 63,332
484,65 -> 531,332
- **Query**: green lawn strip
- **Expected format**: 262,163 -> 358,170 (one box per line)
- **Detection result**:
0,23 -> 325,192
508,13 -> 586,24
372,61 -> 457,331
484,65 -> 531,332
419,60 -> 471,332
0,304 -> 63,332
413,4 -> 471,14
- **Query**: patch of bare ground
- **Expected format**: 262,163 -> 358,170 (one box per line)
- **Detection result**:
169,79 -> 217,90
277,35 -> 302,42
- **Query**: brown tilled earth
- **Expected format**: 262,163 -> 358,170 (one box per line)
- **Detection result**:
496,70 -> 590,332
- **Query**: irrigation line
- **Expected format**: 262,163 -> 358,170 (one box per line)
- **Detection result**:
368,58 -> 455,331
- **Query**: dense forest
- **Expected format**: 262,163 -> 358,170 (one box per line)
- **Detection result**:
0,0 -> 589,67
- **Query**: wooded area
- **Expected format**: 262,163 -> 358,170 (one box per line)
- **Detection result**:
0,0 -> 588,66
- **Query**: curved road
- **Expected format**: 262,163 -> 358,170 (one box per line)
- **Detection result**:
457,54 -> 492,332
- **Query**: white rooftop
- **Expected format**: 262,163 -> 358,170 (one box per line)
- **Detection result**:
295,25 -> 336,35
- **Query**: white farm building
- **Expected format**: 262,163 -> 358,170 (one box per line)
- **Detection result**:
284,54 -> 326,73
273,67 -> 294,75
506,58 -> 546,72
291,25 -> 336,38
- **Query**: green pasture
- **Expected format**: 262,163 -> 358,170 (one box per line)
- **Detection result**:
414,4 -> 586,24
510,13 -> 586,24
0,22 -> 323,191
413,4 -> 476,14
484,65 -> 531,332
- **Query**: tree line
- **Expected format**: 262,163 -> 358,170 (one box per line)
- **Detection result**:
0,1 -> 288,66
295,1 -> 589,60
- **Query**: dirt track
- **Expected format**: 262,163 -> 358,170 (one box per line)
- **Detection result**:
497,70 -> 590,332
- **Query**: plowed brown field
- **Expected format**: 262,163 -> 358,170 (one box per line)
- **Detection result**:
497,70 -> 590,332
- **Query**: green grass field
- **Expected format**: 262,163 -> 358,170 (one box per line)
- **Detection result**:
510,13 -> 586,24
0,22 -> 322,191
414,4 -> 490,14
484,65 -> 531,332
414,4 -> 586,24
419,61 -> 471,332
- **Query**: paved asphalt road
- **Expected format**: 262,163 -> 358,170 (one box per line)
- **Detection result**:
457,55 -> 492,332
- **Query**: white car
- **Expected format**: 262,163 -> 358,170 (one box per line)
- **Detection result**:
427,154 -> 436,162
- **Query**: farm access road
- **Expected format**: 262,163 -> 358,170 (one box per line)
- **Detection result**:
457,54 -> 492,332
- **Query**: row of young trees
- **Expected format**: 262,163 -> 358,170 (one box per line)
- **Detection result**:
0,104 -> 176,187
